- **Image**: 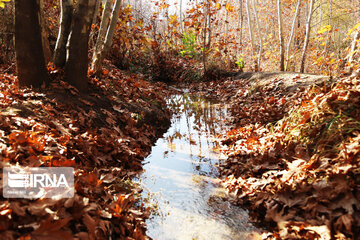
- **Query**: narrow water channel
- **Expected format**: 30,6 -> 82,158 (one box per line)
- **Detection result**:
139,94 -> 258,240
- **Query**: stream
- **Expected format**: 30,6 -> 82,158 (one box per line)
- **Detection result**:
139,94 -> 258,240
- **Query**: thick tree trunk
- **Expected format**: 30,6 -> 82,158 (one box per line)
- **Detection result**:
91,0 -> 112,73
15,0 -> 49,88
39,0 -> 51,64
53,0 -> 73,67
277,0 -> 284,71
300,0 -> 314,73
285,0 -> 301,71
65,0 -> 96,92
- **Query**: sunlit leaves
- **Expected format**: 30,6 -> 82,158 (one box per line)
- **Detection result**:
318,25 -> 332,34
0,0 -> 10,8
225,3 -> 234,13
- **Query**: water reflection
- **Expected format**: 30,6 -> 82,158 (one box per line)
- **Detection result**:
139,94 -> 258,240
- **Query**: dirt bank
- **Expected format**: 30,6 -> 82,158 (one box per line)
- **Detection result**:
190,72 -> 360,239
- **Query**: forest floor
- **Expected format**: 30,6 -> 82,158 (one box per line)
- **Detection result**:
1,64 -> 360,239
188,71 -> 360,239
0,61 -> 171,240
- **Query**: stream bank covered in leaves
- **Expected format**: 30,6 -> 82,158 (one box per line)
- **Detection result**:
0,63 -> 171,239
1,65 -> 360,239
189,72 -> 360,239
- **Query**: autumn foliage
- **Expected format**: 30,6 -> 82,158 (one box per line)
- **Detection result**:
190,71 -> 360,239
0,63 -> 170,239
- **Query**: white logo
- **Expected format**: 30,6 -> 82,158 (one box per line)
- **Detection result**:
3,167 -> 74,199
8,172 -> 69,188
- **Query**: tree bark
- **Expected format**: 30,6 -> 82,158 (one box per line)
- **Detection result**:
91,0 -> 112,73
101,0 -> 122,63
179,0 -> 183,33
15,0 -> 49,88
323,0 -> 332,52
285,0 -> 301,71
206,3 -> 212,49
92,0 -> 122,75
300,0 -> 314,73
246,0 -> 258,71
348,28 -> 360,73
224,0 -> 229,58
225,0 -> 229,39
203,0 -> 210,74
65,0 -> 96,92
252,0 -> 262,70
295,6 -> 301,50
53,0 -> 73,67
238,0 -> 243,55
277,0 -> 284,71
91,0 -> 101,25
39,0 -> 51,64
88,0 -> 101,45
245,0 -> 256,71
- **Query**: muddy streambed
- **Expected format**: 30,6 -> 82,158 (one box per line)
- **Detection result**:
138,94 -> 259,240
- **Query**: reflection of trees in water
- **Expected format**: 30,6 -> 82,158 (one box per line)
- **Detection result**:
166,94 -> 229,175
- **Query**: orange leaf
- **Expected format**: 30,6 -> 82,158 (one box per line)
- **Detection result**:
102,69 -> 109,75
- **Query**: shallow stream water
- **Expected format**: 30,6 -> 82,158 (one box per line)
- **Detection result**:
139,94 -> 258,240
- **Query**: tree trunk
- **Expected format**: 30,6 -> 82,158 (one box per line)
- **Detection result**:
225,0 -> 229,39
238,0 -> 243,55
295,6 -> 301,50
348,28 -> 360,73
206,3 -> 212,49
206,2 -> 212,49
92,0 -> 122,75
88,0 -> 101,45
15,0 -> 49,88
102,0 -> 122,63
91,0 -> 101,25
224,0 -> 229,59
246,0 -> 258,71
53,0 -> 73,67
39,0 -> 51,64
277,0 -> 284,71
300,0 -> 314,73
285,0 -> 301,71
323,0 -> 332,52
91,0 -> 112,73
203,0 -> 209,74
179,0 -> 183,33
65,0 -> 96,92
251,0 -> 261,70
